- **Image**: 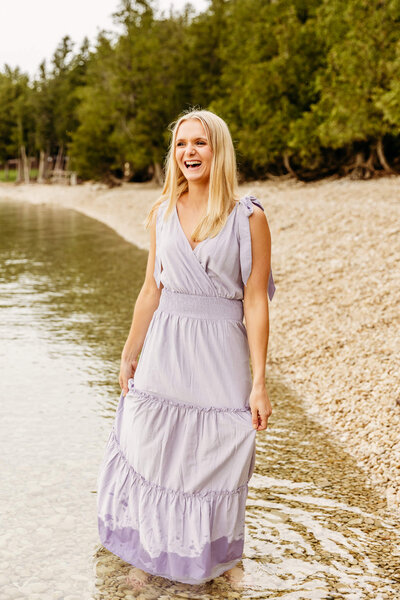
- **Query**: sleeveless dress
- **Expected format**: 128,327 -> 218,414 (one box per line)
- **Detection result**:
97,194 -> 276,584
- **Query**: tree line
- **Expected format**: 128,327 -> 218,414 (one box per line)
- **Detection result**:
1,0 -> 400,183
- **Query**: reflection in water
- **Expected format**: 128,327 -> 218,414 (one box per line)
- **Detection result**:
0,200 -> 145,600
0,200 -> 146,407
1,200 -> 399,600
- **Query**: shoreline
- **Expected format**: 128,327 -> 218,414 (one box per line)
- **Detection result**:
1,177 -> 399,513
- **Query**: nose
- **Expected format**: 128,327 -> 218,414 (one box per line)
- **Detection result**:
184,143 -> 196,156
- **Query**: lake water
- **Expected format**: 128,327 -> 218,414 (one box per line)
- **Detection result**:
0,199 -> 399,600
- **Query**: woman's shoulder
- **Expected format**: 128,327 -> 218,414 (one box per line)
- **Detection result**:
237,194 -> 265,216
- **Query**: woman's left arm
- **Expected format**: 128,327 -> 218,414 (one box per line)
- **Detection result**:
243,206 -> 273,431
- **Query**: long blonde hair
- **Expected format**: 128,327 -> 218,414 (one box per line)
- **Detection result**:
144,108 -> 240,243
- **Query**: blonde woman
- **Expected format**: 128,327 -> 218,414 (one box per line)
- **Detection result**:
97,108 -> 276,588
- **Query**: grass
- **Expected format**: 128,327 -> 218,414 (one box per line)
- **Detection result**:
0,169 -> 39,182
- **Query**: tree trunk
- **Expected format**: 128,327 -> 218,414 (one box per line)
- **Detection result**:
349,150 -> 375,180
364,150 -> 375,178
152,161 -> 164,186
283,151 -> 299,179
376,137 -> 395,173
16,159 -> 22,183
37,150 -> 46,183
54,144 -> 64,172
20,146 -> 30,183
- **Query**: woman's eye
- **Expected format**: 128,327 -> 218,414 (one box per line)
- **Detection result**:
176,140 -> 206,147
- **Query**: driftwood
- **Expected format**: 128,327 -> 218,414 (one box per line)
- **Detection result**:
102,172 -> 123,188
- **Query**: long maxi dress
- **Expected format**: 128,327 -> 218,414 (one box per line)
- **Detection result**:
97,194 -> 276,585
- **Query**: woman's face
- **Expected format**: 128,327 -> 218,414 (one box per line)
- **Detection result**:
175,119 -> 213,184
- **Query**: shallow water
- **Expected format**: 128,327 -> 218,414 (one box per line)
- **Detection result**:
0,199 -> 399,600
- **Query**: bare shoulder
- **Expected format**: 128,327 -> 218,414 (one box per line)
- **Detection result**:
249,203 -> 267,221
249,204 -> 268,230
249,204 -> 270,236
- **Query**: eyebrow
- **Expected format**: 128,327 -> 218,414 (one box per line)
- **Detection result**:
176,136 -> 207,142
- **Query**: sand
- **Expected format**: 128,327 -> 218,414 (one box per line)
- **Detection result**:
1,176 -> 399,513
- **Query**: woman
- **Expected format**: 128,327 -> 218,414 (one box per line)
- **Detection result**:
97,108 -> 275,588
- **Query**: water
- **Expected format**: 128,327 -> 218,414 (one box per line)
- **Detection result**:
0,199 -> 399,600
0,200 -> 145,600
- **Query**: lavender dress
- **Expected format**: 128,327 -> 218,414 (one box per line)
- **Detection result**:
97,194 -> 275,584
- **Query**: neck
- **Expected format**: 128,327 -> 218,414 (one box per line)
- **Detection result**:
186,180 -> 209,208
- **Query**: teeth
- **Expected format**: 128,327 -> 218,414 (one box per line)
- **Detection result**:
185,161 -> 201,167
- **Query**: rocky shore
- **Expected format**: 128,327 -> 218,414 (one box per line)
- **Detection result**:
1,176 -> 399,513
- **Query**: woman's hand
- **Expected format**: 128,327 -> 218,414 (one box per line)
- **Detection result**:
119,356 -> 139,397
249,383 -> 272,431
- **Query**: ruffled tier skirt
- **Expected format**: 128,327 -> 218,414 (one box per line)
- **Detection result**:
97,288 -> 256,584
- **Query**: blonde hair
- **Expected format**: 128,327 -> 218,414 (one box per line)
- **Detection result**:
144,108 -> 240,243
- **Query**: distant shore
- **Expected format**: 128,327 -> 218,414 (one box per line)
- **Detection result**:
1,176 -> 399,513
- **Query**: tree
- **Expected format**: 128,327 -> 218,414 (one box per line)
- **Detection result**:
0,66 -> 34,169
70,0 -> 192,182
208,0 -> 324,178
308,0 -> 400,175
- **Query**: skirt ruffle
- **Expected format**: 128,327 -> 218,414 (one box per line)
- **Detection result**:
97,382 -> 256,584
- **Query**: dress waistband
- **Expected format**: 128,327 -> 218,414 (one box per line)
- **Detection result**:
157,288 -> 244,321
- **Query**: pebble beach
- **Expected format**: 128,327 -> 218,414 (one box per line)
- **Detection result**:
1,175 -> 399,516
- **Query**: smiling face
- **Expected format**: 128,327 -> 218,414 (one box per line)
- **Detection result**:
175,118 -> 213,184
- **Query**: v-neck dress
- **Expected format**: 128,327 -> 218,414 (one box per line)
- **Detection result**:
97,194 -> 276,584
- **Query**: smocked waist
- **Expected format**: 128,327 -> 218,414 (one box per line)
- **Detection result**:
157,288 -> 244,321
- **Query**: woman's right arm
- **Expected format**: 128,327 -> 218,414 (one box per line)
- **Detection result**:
119,207 -> 162,396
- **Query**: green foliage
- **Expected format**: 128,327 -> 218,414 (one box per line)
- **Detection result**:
1,0 -> 400,180
70,1 -> 192,179
210,0 -> 325,174
30,36 -> 90,156
312,1 -> 398,147
376,35 -> 400,132
68,34 -> 121,179
0,66 -> 34,161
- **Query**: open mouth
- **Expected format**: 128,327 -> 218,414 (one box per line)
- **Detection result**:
184,160 -> 202,170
